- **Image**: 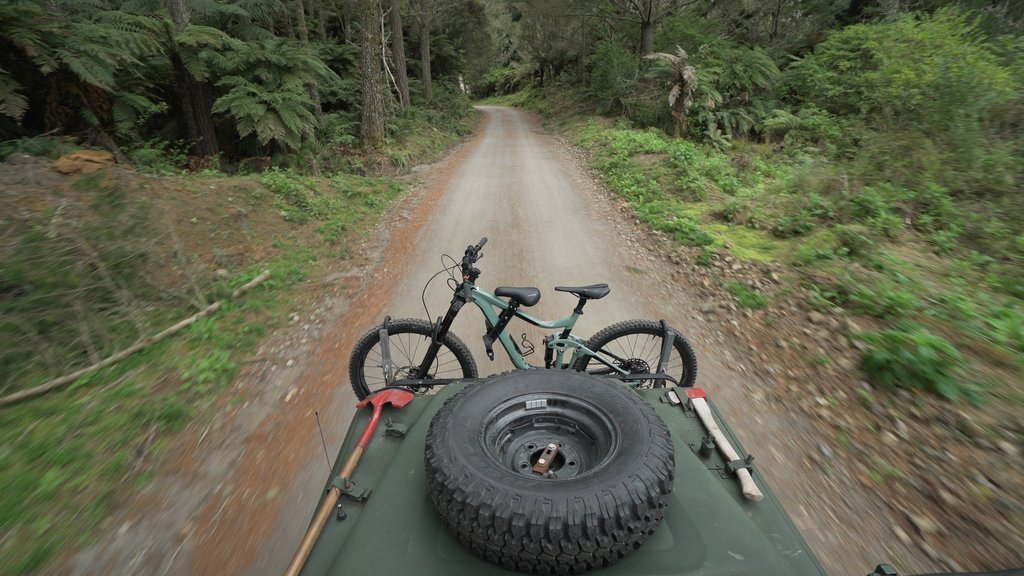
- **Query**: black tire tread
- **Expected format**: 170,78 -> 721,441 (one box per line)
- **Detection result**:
347,318 -> 478,400
575,319 -> 698,387
425,373 -> 674,575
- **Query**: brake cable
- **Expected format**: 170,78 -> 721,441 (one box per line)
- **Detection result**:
421,253 -> 459,324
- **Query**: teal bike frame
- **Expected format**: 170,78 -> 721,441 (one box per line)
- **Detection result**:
469,286 -> 599,370
404,238 -> 651,384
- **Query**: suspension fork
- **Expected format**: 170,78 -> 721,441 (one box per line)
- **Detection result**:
412,283 -> 470,378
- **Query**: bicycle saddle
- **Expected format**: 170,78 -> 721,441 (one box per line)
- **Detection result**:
555,283 -> 610,300
495,286 -> 541,307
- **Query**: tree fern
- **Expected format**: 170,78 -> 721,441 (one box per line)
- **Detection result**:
209,38 -> 335,151
174,25 -> 244,80
0,68 -> 29,121
0,3 -> 59,73
112,91 -> 164,136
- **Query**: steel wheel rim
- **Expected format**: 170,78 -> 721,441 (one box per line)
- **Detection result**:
480,391 -> 619,480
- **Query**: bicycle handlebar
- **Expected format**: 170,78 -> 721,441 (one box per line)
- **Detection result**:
461,237 -> 488,279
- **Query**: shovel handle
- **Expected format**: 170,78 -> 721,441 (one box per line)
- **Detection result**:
284,486 -> 340,576
338,446 -> 364,480
355,405 -> 385,449
284,396 -> 407,575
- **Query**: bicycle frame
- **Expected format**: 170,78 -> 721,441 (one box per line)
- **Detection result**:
409,278 -> 633,378
469,287 -> 587,369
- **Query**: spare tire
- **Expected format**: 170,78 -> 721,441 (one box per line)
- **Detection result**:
425,370 -> 674,574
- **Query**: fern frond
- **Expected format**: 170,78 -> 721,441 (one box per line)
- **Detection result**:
54,47 -> 118,89
0,68 -> 29,121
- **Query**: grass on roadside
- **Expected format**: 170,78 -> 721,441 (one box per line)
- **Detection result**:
504,90 -> 1023,401
0,166 -> 405,574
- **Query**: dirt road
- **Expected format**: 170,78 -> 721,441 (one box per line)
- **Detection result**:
70,106 -> 937,576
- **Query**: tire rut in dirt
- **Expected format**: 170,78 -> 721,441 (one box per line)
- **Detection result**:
347,318 -> 478,399
425,370 -> 674,575
574,319 -> 698,388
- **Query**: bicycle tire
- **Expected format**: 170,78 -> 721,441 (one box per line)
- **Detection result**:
573,319 -> 698,388
348,318 -> 479,400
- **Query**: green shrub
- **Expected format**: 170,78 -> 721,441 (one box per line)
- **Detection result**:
695,247 -> 714,267
794,245 -> 839,266
847,184 -> 904,220
125,140 -> 188,175
260,168 -> 332,222
848,281 -> 920,319
181,349 -> 237,393
0,135 -> 78,160
476,65 -> 528,97
833,224 -> 877,258
785,9 -> 1017,127
587,41 -> 638,114
929,229 -> 961,254
786,10 -> 1021,196
771,212 -> 814,238
856,323 -> 967,400
909,183 -> 961,233
726,281 -> 769,309
761,106 -> 857,157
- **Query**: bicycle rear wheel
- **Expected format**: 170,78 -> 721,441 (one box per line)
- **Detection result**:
348,318 -> 479,400
573,319 -> 697,388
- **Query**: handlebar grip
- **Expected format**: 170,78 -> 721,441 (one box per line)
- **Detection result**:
477,237 -> 487,249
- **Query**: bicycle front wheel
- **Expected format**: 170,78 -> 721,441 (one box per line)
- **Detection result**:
348,318 -> 479,400
573,319 -> 697,388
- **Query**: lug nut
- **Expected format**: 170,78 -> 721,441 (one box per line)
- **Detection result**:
547,443 -> 557,449
538,458 -> 547,464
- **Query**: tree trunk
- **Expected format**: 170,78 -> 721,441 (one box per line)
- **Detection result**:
640,19 -> 655,55
294,0 -> 323,121
418,0 -> 432,102
343,5 -> 352,43
190,81 -> 219,156
639,0 -> 657,55
168,0 -> 219,156
284,1 -> 296,38
389,0 -> 410,108
316,0 -> 327,39
672,107 -> 688,139
359,0 -> 386,146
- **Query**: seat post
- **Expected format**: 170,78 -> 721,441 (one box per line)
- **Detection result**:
558,298 -> 588,340
573,297 -> 588,315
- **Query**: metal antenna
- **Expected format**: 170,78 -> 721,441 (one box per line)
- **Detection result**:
315,411 -> 333,473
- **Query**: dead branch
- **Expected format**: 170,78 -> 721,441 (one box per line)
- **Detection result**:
0,270 -> 271,409
164,209 -> 209,308
72,297 -> 101,364
62,226 -> 148,337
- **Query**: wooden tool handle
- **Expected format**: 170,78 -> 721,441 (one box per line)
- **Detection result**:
283,486 -> 340,576
338,445 -> 364,480
691,397 -> 764,501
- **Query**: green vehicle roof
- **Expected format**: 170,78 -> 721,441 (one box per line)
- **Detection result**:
298,381 -> 828,576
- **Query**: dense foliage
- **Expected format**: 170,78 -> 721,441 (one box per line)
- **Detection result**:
482,0 -> 1023,397
0,0 -> 494,168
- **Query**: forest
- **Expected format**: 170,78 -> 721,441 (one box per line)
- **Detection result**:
1,0 -> 1022,573
478,0 -> 1023,400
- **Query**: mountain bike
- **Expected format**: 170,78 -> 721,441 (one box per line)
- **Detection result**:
348,238 -> 698,399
